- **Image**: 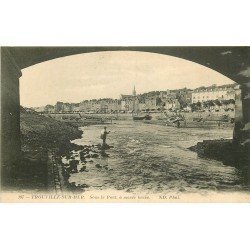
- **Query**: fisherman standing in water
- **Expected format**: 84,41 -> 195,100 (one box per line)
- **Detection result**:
100,126 -> 110,147
176,120 -> 180,128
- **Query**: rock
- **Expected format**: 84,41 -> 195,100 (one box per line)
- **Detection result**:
80,183 -> 90,188
189,139 -> 238,166
101,151 -> 109,157
69,159 -> 79,173
67,182 -> 89,192
101,144 -> 110,150
79,151 -> 86,161
80,166 -> 86,172
95,164 -> 102,168
91,153 -> 99,158
82,148 -> 90,154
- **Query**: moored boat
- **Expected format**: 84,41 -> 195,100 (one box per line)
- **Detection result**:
133,114 -> 152,121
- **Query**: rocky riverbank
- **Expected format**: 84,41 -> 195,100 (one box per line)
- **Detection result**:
188,139 -> 250,168
20,107 -> 83,154
2,107 -> 84,191
60,144 -> 113,192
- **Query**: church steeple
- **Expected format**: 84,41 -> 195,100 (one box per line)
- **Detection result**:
133,85 -> 136,96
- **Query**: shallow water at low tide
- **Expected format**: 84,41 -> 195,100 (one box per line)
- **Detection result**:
65,120 -> 247,194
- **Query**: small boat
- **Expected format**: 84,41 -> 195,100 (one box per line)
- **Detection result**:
165,116 -> 185,126
133,114 -> 152,121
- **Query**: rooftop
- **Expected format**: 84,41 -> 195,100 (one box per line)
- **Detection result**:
194,83 -> 237,92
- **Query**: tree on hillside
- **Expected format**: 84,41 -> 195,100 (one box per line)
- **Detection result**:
203,101 -> 210,108
44,104 -> 55,112
196,101 -> 202,108
228,99 -> 235,104
156,97 -> 163,106
208,100 -> 215,107
221,99 -> 230,105
214,99 -> 222,106
190,103 -> 198,112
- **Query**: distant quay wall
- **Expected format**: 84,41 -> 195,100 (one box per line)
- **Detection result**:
42,110 -> 235,120
42,111 -> 235,128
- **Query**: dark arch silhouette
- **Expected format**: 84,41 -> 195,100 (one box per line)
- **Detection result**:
1,46 -> 250,174
6,46 -> 250,84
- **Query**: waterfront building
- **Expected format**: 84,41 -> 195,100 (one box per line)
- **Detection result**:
191,84 -> 236,103
120,86 -> 139,112
138,102 -> 147,111
144,98 -> 158,111
79,100 -> 91,112
55,101 -> 64,112
39,84 -> 238,115
164,98 -> 181,111
107,99 -> 121,113
33,106 -> 48,113
176,88 -> 193,107
72,104 -> 80,112
63,103 -> 73,112
79,98 -> 121,113
44,104 -> 55,113
160,91 -> 181,111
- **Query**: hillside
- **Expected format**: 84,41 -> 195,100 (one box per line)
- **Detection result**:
20,106 -> 82,154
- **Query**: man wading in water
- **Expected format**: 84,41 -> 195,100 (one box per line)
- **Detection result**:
100,126 -> 110,148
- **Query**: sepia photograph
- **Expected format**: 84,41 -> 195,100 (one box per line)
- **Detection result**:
1,1 -> 250,250
1,46 -> 250,202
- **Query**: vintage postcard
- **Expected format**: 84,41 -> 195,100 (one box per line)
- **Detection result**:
0,46 -> 249,202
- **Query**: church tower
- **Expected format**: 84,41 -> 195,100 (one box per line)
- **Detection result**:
133,85 -> 136,96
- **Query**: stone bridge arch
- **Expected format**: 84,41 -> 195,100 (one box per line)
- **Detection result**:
1,46 -> 250,172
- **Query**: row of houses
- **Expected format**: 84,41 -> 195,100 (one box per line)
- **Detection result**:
37,83 -> 238,114
79,99 -> 121,113
120,87 -> 194,112
191,84 -> 236,103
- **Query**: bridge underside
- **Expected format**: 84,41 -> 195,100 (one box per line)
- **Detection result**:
1,46 -> 250,175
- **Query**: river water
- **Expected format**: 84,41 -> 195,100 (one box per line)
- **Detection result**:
68,120 -> 247,194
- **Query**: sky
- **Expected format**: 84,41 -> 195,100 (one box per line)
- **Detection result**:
20,51 -> 234,107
